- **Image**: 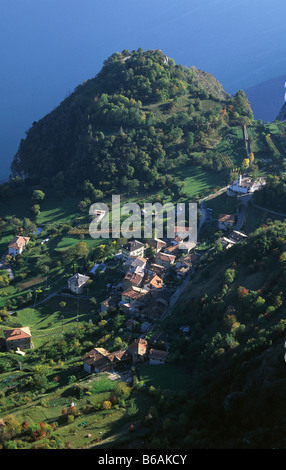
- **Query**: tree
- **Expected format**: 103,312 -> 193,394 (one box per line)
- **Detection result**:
145,246 -> 155,260
31,204 -> 40,216
185,131 -> 195,149
32,189 -> 45,203
255,296 -> 266,312
74,242 -> 89,260
127,399 -> 138,416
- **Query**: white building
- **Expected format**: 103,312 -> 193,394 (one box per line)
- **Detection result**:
122,240 -> 145,261
229,175 -> 251,194
149,348 -> 168,365
67,273 -> 90,295
218,214 -> 236,231
8,236 -> 30,257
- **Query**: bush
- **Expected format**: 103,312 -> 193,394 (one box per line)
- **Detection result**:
102,400 -> 112,410
4,440 -> 17,449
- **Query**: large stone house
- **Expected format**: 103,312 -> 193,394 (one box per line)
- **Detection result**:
154,252 -> 176,269
100,296 -> 117,314
149,348 -> 169,365
218,214 -> 235,231
121,286 -> 149,305
121,240 -> 145,261
128,338 -> 148,364
122,256 -> 147,274
148,238 -> 166,254
220,230 -> 248,249
5,327 -> 32,351
8,236 -> 30,257
122,271 -> 144,291
228,174 -> 255,194
67,273 -> 90,295
143,273 -> 164,290
82,347 -> 131,373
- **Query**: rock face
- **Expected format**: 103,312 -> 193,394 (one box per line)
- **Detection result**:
276,101 -> 286,121
192,68 -> 230,101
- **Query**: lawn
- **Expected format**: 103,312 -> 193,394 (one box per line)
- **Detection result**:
4,295 -> 96,348
138,363 -> 190,392
228,126 -> 244,140
0,192 -> 79,227
171,165 -> 224,199
55,235 -> 103,252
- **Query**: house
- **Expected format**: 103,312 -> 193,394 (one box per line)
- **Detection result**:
8,236 -> 30,257
220,230 -> 248,250
82,347 -> 131,373
143,273 -> 164,290
177,241 -> 196,254
122,271 -> 144,291
227,230 -> 248,243
128,338 -> 148,364
67,273 -> 90,295
164,244 -> 180,256
100,296 -> 117,314
228,174 -> 263,195
138,288 -> 172,321
175,253 -> 195,278
5,327 -> 32,352
175,253 -> 193,269
154,252 -> 176,269
174,226 -> 190,237
122,240 -> 145,261
149,348 -> 169,365
121,286 -> 149,305
122,256 -> 147,274
218,214 -> 236,231
138,288 -> 172,322
148,238 -> 167,253
176,262 -> 191,279
149,263 -> 166,277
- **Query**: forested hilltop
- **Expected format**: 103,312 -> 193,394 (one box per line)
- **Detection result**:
11,48 -> 253,196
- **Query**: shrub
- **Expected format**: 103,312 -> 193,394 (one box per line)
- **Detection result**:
102,400 -> 112,410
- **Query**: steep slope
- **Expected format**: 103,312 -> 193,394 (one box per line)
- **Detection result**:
142,219 -> 286,449
277,101 -> 286,121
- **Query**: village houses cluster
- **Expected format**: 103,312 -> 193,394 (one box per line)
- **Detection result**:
80,229 -> 198,374
2,182 -> 252,373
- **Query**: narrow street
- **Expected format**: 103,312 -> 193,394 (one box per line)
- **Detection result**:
235,193 -> 252,230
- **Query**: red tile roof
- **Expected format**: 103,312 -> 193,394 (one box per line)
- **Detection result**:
218,214 -> 235,223
5,327 -> 31,341
8,236 -> 30,250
